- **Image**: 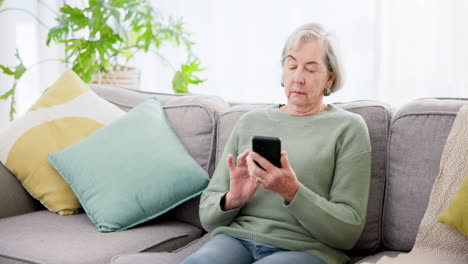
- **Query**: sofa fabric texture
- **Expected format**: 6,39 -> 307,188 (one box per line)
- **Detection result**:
111,233 -> 211,264
0,163 -> 39,219
382,98 -> 468,251
0,211 -> 202,264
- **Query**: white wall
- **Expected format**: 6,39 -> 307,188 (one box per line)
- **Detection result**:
2,0 -> 467,128
137,0 -> 379,104
0,0 -> 64,130
378,0 -> 468,107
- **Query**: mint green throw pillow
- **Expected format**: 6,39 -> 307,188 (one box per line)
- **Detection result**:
47,98 -> 209,232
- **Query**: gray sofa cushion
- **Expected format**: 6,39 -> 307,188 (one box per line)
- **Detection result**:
111,233 -> 211,264
382,98 -> 468,251
0,211 -> 202,264
354,251 -> 403,263
215,101 -> 392,252
0,162 -> 39,219
91,85 -> 229,229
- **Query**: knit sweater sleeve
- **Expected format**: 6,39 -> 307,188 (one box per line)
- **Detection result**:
285,121 -> 372,250
199,124 -> 242,232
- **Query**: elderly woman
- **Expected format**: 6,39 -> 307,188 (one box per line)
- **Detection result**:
182,23 -> 371,264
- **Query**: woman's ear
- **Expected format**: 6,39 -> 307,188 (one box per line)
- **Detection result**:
327,72 -> 336,88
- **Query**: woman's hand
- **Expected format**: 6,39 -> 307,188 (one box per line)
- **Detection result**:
223,149 -> 260,211
247,151 -> 300,203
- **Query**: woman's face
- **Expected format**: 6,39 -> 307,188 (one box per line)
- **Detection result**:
283,39 -> 335,108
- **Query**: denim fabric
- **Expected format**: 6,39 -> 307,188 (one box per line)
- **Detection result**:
236,237 -> 285,261
181,234 -> 326,264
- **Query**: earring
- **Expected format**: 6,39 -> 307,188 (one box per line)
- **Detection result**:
280,80 -> 284,87
324,88 -> 331,96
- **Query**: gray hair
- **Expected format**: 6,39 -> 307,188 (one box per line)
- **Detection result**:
281,23 -> 343,93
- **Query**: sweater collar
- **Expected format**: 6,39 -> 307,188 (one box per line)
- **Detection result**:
266,104 -> 337,125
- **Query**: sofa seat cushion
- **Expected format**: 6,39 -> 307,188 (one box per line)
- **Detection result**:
111,233 -> 210,264
354,251 -> 402,263
0,211 -> 202,264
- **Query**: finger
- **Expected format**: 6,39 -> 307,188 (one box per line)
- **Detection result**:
246,155 -> 256,176
280,151 -> 292,170
227,154 -> 235,172
237,149 -> 251,167
250,152 -> 275,172
247,156 -> 268,179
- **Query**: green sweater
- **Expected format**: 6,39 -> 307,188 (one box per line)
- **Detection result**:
199,104 -> 371,264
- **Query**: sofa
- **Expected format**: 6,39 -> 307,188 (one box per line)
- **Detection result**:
0,84 -> 466,264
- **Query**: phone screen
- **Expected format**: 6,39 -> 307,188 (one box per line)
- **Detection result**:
252,136 -> 282,169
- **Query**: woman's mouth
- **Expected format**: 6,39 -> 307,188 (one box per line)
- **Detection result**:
292,91 -> 305,95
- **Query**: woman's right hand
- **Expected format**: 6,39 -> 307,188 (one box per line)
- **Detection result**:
223,149 -> 260,211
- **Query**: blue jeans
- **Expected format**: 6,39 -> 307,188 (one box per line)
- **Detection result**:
181,234 -> 326,264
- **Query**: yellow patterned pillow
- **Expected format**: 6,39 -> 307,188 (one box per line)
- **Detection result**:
0,70 -> 125,215
438,174 -> 468,236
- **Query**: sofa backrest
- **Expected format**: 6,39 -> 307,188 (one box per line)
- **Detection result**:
215,100 -> 393,253
382,98 -> 468,252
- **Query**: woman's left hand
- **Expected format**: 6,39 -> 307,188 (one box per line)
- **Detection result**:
246,151 -> 300,203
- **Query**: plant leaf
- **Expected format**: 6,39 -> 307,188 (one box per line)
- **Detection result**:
13,50 -> 27,80
0,64 -> 15,76
0,87 -> 15,100
109,0 -> 133,8
172,58 -> 206,93
172,71 -> 189,93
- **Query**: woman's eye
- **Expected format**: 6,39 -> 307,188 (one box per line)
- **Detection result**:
307,68 -> 316,73
288,64 -> 297,69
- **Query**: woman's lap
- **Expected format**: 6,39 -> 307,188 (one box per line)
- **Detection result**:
181,234 -> 253,264
181,234 -> 325,264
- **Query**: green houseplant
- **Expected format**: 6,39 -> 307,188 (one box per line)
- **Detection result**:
0,0 -> 204,120
47,0 -> 205,92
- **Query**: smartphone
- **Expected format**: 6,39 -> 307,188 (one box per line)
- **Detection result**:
252,136 -> 282,169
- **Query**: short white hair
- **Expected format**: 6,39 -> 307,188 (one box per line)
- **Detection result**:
281,23 -> 343,93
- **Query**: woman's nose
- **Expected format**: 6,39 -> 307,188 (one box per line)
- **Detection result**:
293,71 -> 305,84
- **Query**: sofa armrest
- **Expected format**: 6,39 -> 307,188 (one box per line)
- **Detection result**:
0,162 -> 39,219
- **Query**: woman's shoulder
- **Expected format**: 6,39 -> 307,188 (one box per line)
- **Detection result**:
328,105 -> 369,133
329,105 -> 367,124
237,105 -> 276,121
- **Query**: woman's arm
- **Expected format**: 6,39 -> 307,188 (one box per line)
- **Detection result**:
198,125 -> 242,232
285,151 -> 371,250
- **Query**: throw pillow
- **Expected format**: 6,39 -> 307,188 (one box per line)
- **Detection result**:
47,97 -> 210,232
0,70 -> 125,215
438,174 -> 468,236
